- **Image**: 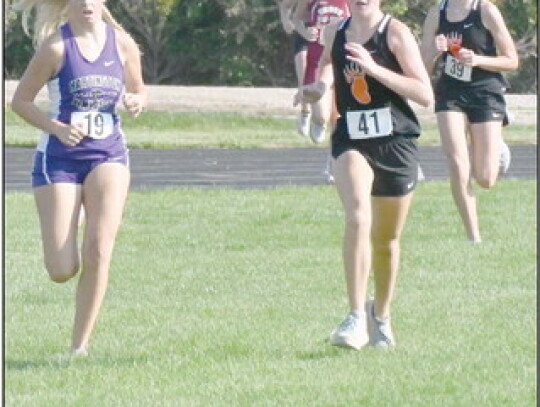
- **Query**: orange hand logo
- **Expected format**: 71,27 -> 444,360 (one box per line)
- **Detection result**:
344,64 -> 371,105
446,32 -> 463,58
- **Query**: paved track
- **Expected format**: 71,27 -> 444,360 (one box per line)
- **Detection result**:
4,145 -> 536,191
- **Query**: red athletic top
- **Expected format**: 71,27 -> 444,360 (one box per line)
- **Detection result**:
304,0 -> 349,84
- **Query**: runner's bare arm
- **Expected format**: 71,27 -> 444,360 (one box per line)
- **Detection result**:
317,25 -> 337,91
292,0 -> 317,42
420,5 -> 445,75
464,1 -> 518,72
278,0 -> 296,34
11,33 -> 80,139
294,25 -> 337,105
118,30 -> 147,118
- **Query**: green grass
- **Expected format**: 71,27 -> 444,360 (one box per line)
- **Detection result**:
4,109 -> 537,149
5,181 -> 536,406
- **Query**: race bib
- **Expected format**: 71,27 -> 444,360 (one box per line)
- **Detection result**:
346,107 -> 393,139
444,55 -> 472,82
71,111 -> 114,139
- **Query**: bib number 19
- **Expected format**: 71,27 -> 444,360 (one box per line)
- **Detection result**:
71,111 -> 113,139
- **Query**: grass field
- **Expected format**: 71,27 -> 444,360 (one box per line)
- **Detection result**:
4,109 -> 537,149
4,181 -> 536,406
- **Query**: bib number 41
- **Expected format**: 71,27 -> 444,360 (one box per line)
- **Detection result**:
346,107 -> 393,139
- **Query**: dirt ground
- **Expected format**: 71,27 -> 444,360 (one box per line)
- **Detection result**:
4,80 -> 537,125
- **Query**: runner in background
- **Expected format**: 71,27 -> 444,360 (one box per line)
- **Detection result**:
421,0 -> 518,243
292,0 -> 350,184
292,0 -> 350,144
278,0 -> 312,136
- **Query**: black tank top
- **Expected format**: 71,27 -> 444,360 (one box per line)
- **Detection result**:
331,16 -> 420,140
436,0 -> 508,88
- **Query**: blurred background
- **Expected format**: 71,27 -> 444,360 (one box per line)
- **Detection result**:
4,0 -> 537,92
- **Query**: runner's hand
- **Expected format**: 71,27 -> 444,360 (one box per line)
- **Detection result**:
344,42 -> 378,76
455,48 -> 477,66
435,34 -> 448,53
54,122 -> 86,147
123,93 -> 145,118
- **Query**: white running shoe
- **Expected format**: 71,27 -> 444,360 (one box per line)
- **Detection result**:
324,171 -> 335,184
78,206 -> 86,227
366,300 -> 395,349
297,111 -> 310,137
417,164 -> 425,182
309,121 -> 326,144
503,110 -> 515,127
329,311 -> 369,350
323,155 -> 335,184
499,142 -> 511,174
47,349 -> 88,366
72,347 -> 89,357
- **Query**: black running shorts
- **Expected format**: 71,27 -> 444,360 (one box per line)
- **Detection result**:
331,134 -> 419,197
293,31 -> 309,55
435,82 -> 507,124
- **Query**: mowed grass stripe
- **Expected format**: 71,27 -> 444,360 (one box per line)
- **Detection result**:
4,110 -> 537,149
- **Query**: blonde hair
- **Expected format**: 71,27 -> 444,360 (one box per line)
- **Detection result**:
11,0 -> 125,47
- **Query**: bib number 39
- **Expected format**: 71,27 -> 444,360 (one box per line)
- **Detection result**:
71,111 -> 114,140
444,55 -> 472,82
346,107 -> 393,139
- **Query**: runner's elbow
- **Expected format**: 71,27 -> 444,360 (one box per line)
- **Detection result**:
11,96 -> 24,116
415,87 -> 434,108
508,56 -> 519,71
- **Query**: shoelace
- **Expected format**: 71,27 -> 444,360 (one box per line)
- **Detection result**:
339,314 -> 359,332
378,322 -> 392,342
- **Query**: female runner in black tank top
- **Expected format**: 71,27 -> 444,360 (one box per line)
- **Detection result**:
421,0 -> 518,244
297,0 -> 433,350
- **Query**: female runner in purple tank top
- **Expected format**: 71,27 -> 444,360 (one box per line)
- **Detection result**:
12,0 -> 147,357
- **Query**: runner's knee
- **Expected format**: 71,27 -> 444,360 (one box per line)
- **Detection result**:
474,169 -> 497,189
345,207 -> 371,232
372,235 -> 400,255
475,175 -> 497,189
82,234 -> 115,268
45,258 -> 79,283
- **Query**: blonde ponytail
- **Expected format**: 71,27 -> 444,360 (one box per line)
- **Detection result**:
12,0 -> 67,47
103,5 -> 143,55
102,6 -> 126,33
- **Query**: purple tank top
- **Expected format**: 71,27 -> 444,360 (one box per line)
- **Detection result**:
39,23 -> 126,159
